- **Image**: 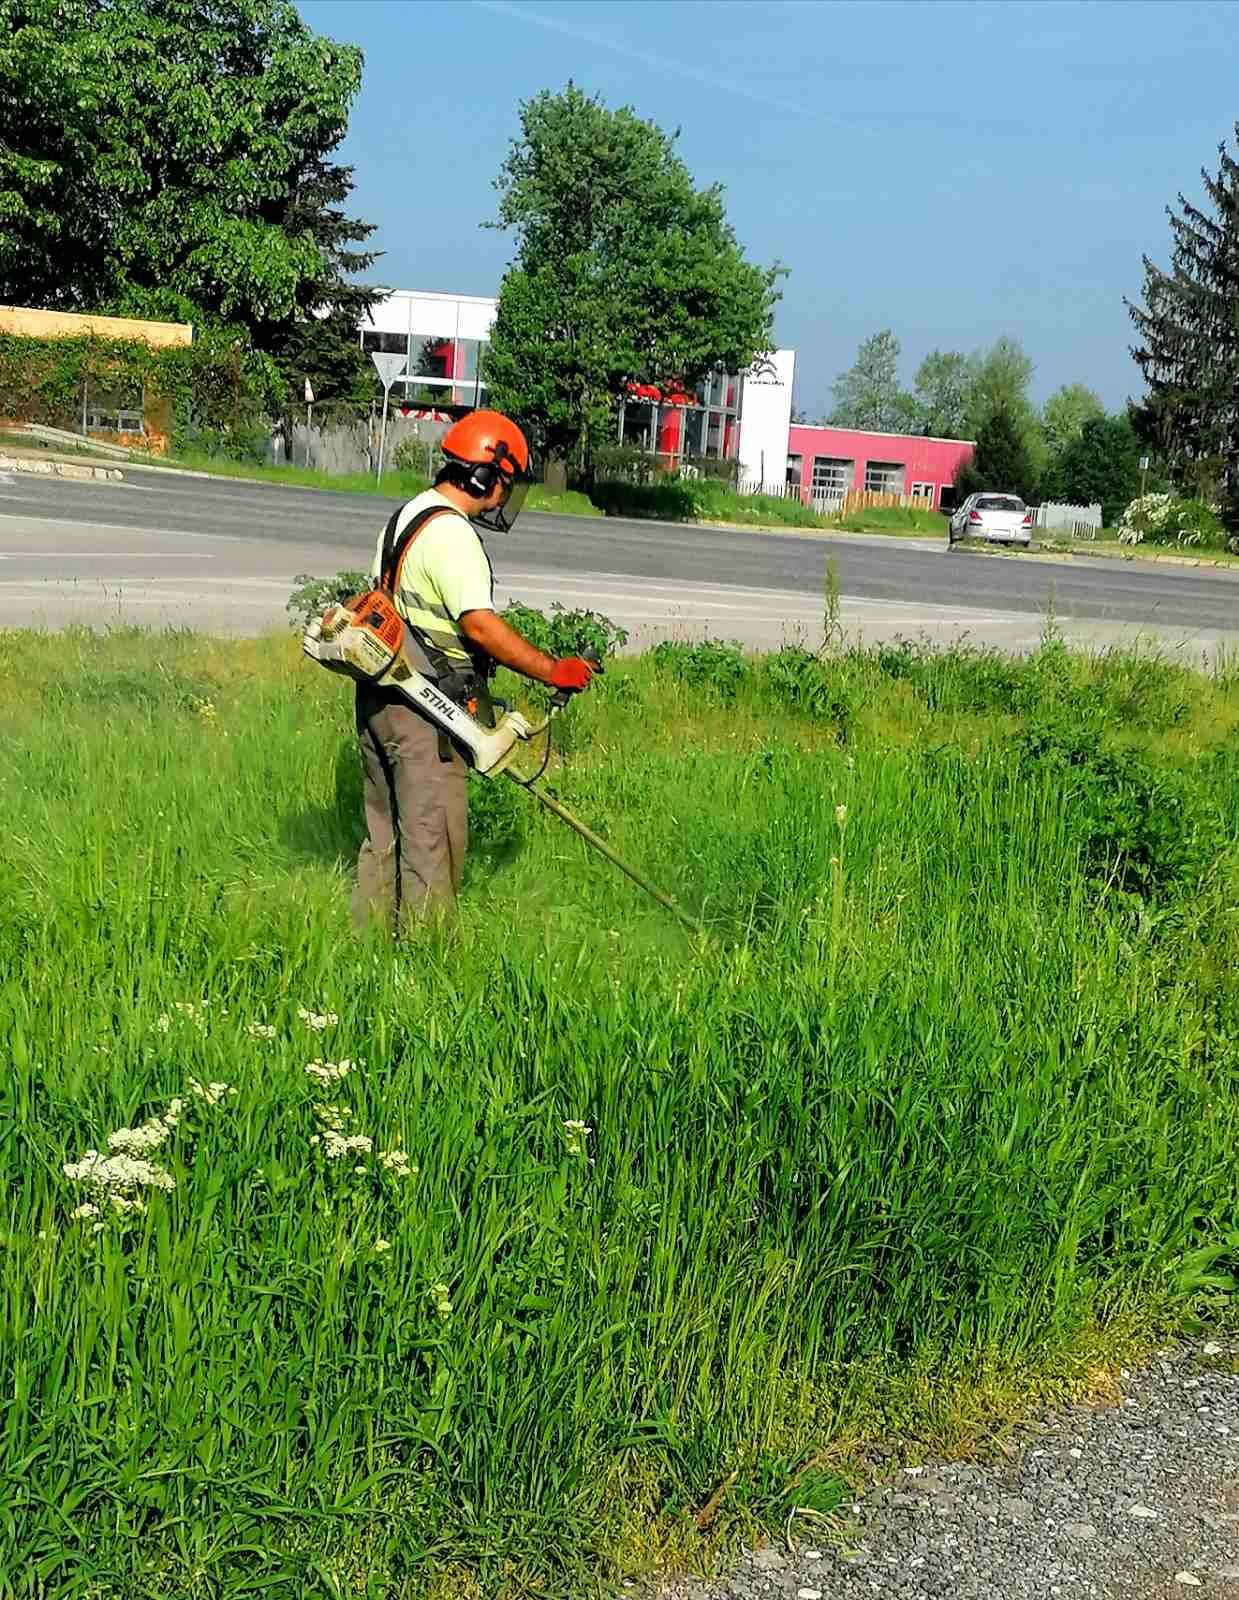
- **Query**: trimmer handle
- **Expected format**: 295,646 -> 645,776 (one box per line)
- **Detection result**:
549,645 -> 604,709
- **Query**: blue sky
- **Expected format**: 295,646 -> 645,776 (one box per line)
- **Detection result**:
300,0 -> 1239,419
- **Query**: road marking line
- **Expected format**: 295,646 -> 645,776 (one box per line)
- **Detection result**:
0,511 -> 243,541
0,552 -> 213,559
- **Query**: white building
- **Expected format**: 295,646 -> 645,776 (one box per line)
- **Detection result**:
359,289 -> 497,411
360,288 -> 794,472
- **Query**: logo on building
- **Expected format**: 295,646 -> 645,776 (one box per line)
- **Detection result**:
746,352 -> 783,386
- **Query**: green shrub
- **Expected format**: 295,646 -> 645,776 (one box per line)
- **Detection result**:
498,600 -> 628,660
286,570 -> 372,629
761,646 -> 855,734
1016,720 -> 1225,901
650,638 -> 751,699
1117,493 -> 1230,550
392,435 -> 443,477
179,422 -> 271,466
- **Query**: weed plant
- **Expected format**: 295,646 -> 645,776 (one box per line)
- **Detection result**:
1,626 -> 1237,1595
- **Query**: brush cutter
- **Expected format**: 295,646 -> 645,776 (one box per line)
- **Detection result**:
303,590 -> 704,935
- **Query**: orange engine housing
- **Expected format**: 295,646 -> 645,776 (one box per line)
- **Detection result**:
333,588 -> 404,657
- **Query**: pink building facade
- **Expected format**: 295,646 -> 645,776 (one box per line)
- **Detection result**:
787,425 -> 974,509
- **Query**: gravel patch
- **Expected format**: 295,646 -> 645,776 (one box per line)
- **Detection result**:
656,1342 -> 1239,1600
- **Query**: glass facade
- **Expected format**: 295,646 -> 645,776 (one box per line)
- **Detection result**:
359,292 -> 495,413
616,365 -> 743,469
360,294 -> 748,463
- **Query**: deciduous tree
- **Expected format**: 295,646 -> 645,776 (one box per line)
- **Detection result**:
912,349 -> 970,438
0,0 -> 378,409
829,329 -> 913,432
483,84 -> 780,477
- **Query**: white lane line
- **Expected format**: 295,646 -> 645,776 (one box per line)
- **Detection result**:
0,575 -> 289,590
0,511 -> 244,542
0,552 -> 212,559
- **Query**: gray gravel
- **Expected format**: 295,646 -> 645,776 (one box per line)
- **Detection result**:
656,1343 -> 1239,1600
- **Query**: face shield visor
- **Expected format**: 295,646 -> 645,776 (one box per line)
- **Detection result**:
471,473 -> 531,534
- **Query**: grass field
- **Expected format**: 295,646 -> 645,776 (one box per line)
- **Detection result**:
2,623 -> 1238,1598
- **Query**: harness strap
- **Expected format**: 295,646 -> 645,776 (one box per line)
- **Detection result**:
377,502 -> 495,759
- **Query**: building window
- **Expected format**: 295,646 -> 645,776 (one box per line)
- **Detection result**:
362,329 -> 409,359
811,456 -> 853,497
786,453 -> 802,488
864,460 -> 905,495
910,481 -> 936,505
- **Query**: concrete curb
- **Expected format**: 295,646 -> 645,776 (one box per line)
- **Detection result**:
0,455 -> 123,483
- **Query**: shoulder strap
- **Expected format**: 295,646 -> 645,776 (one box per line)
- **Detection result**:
378,503 -> 455,595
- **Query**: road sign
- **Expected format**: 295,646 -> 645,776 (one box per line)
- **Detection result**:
1139,455 -> 1150,471
304,377 -> 315,404
371,352 -> 408,486
371,351 -> 407,390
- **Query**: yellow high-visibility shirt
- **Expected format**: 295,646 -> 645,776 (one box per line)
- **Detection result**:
370,490 -> 494,665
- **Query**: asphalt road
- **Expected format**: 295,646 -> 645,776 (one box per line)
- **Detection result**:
1,465 -> 1236,653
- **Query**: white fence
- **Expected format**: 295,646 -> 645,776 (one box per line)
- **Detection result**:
736,475 -> 843,513
1032,501 -> 1103,538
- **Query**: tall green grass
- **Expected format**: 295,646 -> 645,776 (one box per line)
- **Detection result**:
1,628 -> 1237,1596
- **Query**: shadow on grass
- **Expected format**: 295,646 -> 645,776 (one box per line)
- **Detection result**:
279,739 -> 363,867
278,736 -> 530,886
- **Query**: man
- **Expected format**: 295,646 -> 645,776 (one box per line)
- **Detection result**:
353,409 -> 596,931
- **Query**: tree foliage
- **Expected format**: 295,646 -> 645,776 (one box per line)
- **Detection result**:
829,329 -> 912,432
1128,123 -> 1239,526
0,0 -> 378,410
1041,382 -> 1105,458
829,333 -> 1039,445
912,349 -> 970,438
1045,414 -> 1142,526
963,336 -> 1036,436
483,84 -> 780,470
955,406 -> 1040,502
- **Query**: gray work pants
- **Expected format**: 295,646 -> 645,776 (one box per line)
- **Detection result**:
352,687 -> 467,931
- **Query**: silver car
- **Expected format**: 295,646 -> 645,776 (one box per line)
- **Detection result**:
949,493 -> 1033,547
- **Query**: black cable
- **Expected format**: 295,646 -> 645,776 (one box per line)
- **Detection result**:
511,701 -> 555,788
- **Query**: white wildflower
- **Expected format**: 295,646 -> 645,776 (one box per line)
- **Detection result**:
562,1119 -> 593,1156
834,803 -> 848,828
155,1013 -> 171,1034
71,1202 -> 101,1222
188,1078 -> 235,1106
313,1102 -> 351,1132
298,1006 -> 339,1031
304,1058 -> 354,1083
373,1238 -> 391,1254
247,1022 -> 277,1040
108,1194 -> 147,1216
430,1282 -> 453,1319
380,1149 -> 417,1177
63,1150 -> 175,1193
320,1132 -> 372,1160
107,1113 -> 176,1156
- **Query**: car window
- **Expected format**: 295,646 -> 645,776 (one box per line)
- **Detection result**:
976,495 -> 1024,512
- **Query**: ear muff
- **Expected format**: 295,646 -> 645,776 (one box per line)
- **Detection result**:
466,442 -> 516,498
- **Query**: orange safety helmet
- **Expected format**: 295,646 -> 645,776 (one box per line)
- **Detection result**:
440,410 -> 531,532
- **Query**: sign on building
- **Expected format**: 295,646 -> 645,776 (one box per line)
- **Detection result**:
737,350 -> 796,492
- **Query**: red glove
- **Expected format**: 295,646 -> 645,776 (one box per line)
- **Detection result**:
549,656 -> 596,691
